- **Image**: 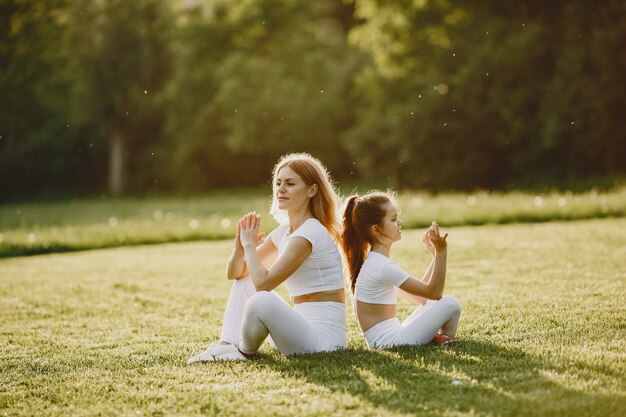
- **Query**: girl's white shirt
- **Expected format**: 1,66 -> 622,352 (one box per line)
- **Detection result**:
267,218 -> 344,297
354,252 -> 410,304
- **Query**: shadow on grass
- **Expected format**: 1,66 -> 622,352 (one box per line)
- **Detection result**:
252,340 -> 622,416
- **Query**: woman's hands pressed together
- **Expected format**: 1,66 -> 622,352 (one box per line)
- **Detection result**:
238,212 -> 264,249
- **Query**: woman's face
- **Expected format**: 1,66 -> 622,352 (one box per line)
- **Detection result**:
376,202 -> 402,243
275,166 -> 316,212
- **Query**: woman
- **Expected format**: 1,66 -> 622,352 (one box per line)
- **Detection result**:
340,191 -> 461,349
188,153 -> 346,362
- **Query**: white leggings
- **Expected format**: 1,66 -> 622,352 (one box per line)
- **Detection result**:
363,295 -> 461,348
219,276 -> 346,356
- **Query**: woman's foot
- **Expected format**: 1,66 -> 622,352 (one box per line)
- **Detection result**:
431,334 -> 461,345
187,342 -> 247,364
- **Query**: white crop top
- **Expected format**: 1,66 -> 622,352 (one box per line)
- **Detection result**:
267,218 -> 344,297
354,252 -> 411,304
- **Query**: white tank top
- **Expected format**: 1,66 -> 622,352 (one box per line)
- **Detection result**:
354,252 -> 411,304
268,218 -> 344,297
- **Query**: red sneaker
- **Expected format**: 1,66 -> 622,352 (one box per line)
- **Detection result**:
432,334 -> 461,345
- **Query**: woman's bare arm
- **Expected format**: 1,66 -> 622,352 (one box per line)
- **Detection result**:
227,215 -> 277,279
239,213 -> 311,291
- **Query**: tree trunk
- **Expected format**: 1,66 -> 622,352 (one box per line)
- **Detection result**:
108,128 -> 125,195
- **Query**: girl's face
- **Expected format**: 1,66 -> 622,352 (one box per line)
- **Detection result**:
375,202 -> 402,243
274,166 -> 316,212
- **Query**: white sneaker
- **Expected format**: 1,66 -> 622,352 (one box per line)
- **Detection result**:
187,343 -> 247,364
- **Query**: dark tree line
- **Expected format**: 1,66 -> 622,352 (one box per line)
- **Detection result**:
1,0 -> 624,200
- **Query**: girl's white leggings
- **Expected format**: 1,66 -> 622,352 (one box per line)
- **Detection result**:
219,276 -> 346,356
363,295 -> 461,348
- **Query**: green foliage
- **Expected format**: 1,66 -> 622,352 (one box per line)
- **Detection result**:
161,0 -> 361,190
68,0 -> 174,193
346,0 -> 626,189
0,0 -> 98,198
1,0 -> 625,198
1,219 -> 625,416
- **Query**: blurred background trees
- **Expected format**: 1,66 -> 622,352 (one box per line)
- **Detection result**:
1,0 -> 625,200
69,0 -> 174,195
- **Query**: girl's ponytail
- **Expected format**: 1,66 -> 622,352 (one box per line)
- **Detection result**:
339,191 -> 394,293
340,195 -> 368,293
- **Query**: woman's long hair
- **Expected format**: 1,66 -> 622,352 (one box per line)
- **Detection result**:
269,153 -> 341,241
340,192 -> 393,293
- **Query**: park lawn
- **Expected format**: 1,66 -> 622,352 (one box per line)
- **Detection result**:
1,186 -> 625,257
1,218 -> 625,416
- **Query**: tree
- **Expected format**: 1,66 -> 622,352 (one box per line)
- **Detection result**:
346,0 -> 626,189
69,0 -> 173,195
160,0 -> 363,190
0,0 -> 92,200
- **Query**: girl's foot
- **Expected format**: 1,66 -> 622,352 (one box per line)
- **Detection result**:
431,334 -> 461,345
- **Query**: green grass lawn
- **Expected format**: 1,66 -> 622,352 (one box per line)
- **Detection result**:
1,186 -> 625,257
1,218 -> 624,416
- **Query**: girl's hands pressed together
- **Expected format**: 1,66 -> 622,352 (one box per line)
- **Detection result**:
428,221 -> 448,253
422,229 -> 436,255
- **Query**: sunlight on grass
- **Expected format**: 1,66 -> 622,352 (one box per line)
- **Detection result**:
1,218 -> 624,416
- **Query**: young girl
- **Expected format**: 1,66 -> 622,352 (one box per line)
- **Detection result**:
188,153 -> 346,362
340,192 -> 461,349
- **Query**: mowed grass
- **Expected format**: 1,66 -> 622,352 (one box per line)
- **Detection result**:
1,218 -> 625,416
1,186 -> 625,257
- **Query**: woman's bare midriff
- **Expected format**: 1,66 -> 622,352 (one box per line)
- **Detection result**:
292,289 -> 345,304
355,300 -> 397,333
